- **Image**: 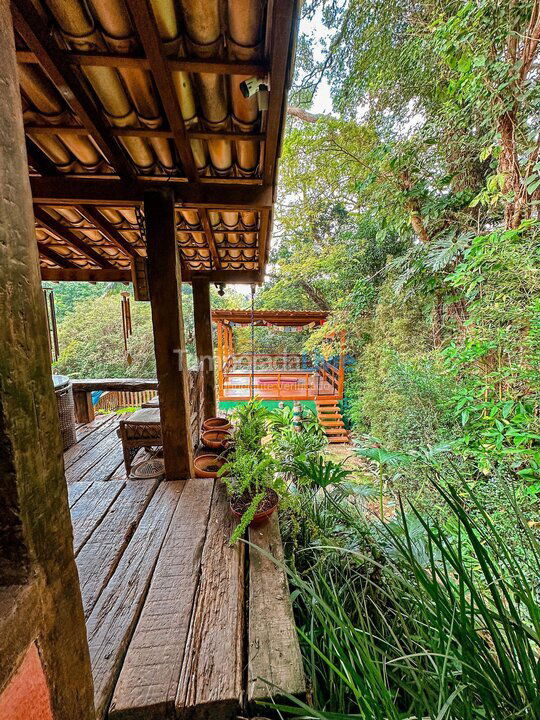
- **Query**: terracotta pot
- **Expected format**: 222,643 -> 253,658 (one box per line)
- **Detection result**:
194,453 -> 227,479
202,417 -> 232,432
201,429 -> 232,450
230,488 -> 278,528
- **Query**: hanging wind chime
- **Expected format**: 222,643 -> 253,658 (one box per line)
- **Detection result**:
42,287 -> 59,363
121,291 -> 133,365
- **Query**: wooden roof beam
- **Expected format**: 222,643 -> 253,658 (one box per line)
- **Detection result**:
40,267 -> 131,282
200,209 -> 221,270
30,177 -> 274,209
129,0 -> 198,183
33,206 -> 117,269
39,266 -> 261,284
263,0 -> 298,186
74,205 -> 139,259
17,50 -> 268,77
26,126 -> 265,142
12,0 -> 134,180
37,243 -> 79,269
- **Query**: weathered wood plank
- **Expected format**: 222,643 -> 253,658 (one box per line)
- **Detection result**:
70,481 -> 126,554
248,514 -> 305,705
80,444 -> 124,483
75,412 -> 114,442
176,482 -> 244,719
67,481 -> 94,508
65,428 -> 121,483
72,379 -> 158,392
86,481 -> 185,720
76,479 -> 159,617
108,478 -> 215,720
64,415 -> 117,469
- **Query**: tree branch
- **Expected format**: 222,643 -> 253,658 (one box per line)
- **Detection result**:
287,106 -> 323,123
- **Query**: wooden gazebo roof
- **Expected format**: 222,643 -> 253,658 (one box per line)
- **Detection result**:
212,309 -> 329,326
13,0 -> 299,284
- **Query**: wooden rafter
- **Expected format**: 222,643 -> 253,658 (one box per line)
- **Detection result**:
257,208 -> 271,276
39,266 -> 261,284
200,209 -> 221,270
40,267 -> 131,282
26,126 -> 265,143
129,0 -> 198,183
33,206 -> 116,269
263,0 -> 298,185
26,137 -> 57,176
30,177 -> 273,209
37,243 -> 78,269
11,0 -> 134,180
17,50 -> 268,77
74,205 -> 138,259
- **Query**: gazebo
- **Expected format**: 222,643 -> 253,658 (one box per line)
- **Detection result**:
212,309 -> 346,402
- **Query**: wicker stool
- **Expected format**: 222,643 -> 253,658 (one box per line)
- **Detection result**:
118,408 -> 162,475
53,375 -> 77,450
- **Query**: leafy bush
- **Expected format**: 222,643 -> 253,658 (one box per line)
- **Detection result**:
277,476 -> 540,720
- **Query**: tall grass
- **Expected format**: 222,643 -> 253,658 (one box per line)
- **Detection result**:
277,476 -> 540,720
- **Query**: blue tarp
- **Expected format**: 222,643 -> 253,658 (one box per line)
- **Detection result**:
91,390 -> 104,406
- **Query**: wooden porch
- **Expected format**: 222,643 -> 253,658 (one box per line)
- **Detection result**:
66,414 -> 304,720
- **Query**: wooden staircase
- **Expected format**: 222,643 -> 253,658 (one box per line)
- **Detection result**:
315,398 -> 349,443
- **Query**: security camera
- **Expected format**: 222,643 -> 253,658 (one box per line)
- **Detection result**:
239,77 -> 268,99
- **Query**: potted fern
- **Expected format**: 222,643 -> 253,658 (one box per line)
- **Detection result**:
219,451 -> 279,544
217,399 -> 279,543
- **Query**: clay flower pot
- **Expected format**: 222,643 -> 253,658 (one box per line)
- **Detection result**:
230,488 -> 278,528
194,453 -> 227,479
202,417 -> 232,432
201,429 -> 232,450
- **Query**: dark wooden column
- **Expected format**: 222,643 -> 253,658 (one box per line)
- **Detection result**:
0,2 -> 94,717
144,189 -> 194,480
192,277 -> 217,420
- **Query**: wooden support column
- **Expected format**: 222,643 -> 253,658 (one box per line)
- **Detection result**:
144,189 -> 194,480
73,390 -> 95,424
192,277 -> 216,420
216,321 -> 224,399
0,3 -> 94,717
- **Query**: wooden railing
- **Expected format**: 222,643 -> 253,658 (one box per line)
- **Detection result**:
72,372 -> 204,449
222,372 -> 313,400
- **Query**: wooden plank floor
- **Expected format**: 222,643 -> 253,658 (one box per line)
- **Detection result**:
65,415 -> 304,720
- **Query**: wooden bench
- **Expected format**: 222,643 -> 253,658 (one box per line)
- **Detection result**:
118,408 -> 162,475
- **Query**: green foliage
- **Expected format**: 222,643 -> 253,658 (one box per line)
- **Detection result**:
278,476 -> 540,720
291,455 -> 352,489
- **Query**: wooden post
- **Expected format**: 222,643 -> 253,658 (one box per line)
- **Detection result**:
217,321 -> 224,400
192,277 -> 216,420
73,390 -> 95,424
144,189 -> 194,480
0,3 -> 94,716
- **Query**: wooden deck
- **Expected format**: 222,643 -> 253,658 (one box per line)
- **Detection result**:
66,414 -> 305,720
221,371 -> 339,401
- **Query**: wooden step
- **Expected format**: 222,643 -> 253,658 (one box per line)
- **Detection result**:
248,514 -> 305,708
328,435 -> 350,443
324,427 -> 349,435
319,420 -> 345,427
318,413 -> 341,419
